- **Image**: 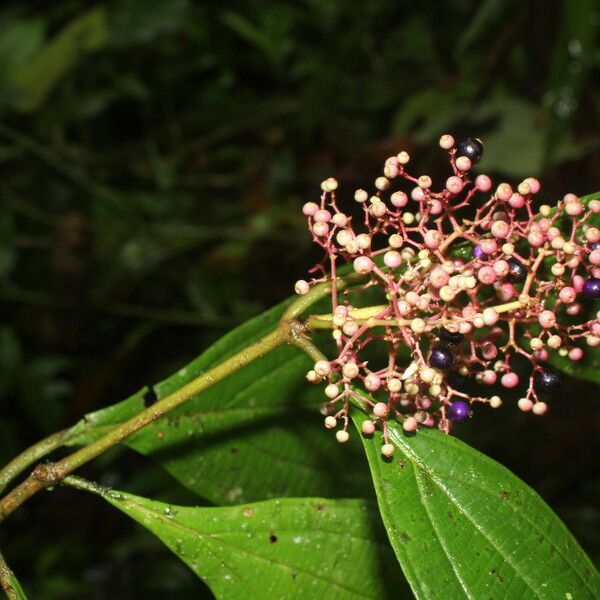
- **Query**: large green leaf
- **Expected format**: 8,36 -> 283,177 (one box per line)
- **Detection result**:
81,486 -> 407,599
65,299 -> 371,504
0,552 -> 28,600
352,410 -> 600,599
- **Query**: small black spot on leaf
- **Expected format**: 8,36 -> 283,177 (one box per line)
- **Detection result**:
269,533 -> 278,543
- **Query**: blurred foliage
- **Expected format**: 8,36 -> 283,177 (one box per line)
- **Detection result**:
0,0 -> 598,597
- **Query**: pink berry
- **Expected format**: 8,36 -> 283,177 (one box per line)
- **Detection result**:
302,202 -> 319,216
373,402 -> 389,418
538,310 -> 556,329
424,230 -> 443,249
391,191 -> 408,207
475,174 -> 492,192
314,209 -> 332,223
353,256 -> 374,274
384,251 -> 402,269
508,193 -> 525,209
365,374 -> 382,391
524,177 -> 540,194
480,239 -> 498,254
446,176 -> 464,194
403,417 -> 418,433
559,287 -> 576,304
501,372 -> 519,388
496,183 -> 513,201
518,398 -> 533,412
569,347 -> 584,361
478,266 -> 497,285
362,420 -> 376,435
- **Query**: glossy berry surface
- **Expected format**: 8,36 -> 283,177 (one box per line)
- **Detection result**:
506,258 -> 527,283
430,345 -> 454,370
455,137 -> 483,164
582,278 -> 600,299
534,369 -> 562,393
448,400 -> 470,421
439,328 -> 464,345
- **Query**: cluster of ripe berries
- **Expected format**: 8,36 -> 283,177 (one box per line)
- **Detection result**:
295,135 -> 600,455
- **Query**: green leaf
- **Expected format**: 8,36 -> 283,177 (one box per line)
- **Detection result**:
7,8 -> 108,112
81,485 -> 407,599
65,299 -> 372,504
549,346 -> 600,384
0,552 -> 28,599
352,409 -> 600,600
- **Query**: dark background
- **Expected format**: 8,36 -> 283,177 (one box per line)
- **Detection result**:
0,1 -> 598,597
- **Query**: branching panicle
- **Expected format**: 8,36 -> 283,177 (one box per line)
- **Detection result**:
296,135 -> 600,455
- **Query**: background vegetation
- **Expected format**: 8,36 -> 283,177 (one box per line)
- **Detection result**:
0,1 -> 598,597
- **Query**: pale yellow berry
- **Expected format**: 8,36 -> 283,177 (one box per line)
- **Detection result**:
381,443 -> 395,457
418,175 -> 432,189
345,240 -> 359,254
294,279 -> 310,295
314,360 -> 331,377
389,233 -> 403,248
420,367 -> 436,383
397,151 -> 410,164
405,382 -> 419,395
356,233 -> 371,249
429,384 -> 442,396
325,384 -> 340,399
354,189 -> 368,203
375,176 -> 390,191
490,396 -> 502,408
387,378 -> 402,393
306,370 -> 319,383
410,318 -> 426,333
342,362 -> 359,379
324,416 -> 337,429
439,286 -> 456,302
336,430 -> 350,443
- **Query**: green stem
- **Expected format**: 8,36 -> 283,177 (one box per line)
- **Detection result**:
0,429 -> 69,495
62,475 -> 106,496
0,273 -> 360,523
0,551 -> 25,600
0,328 -> 285,522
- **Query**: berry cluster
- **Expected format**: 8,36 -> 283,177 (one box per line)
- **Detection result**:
295,135 -> 600,455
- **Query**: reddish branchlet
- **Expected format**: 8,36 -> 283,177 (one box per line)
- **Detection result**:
297,135 -> 600,456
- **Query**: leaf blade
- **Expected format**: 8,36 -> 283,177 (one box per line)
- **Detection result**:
352,410 -> 600,599
65,299 -> 372,503
84,487 -> 408,599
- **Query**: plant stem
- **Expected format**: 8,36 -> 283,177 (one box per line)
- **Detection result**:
0,429 -> 69,495
0,274 -> 358,523
0,328 -> 286,522
0,551 -> 24,600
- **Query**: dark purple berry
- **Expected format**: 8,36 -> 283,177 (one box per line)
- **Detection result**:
472,245 -> 488,260
448,400 -> 470,422
534,369 -> 562,393
439,328 -> 464,345
589,241 -> 600,251
582,278 -> 600,299
506,258 -> 527,283
430,345 -> 454,370
455,137 -> 484,165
